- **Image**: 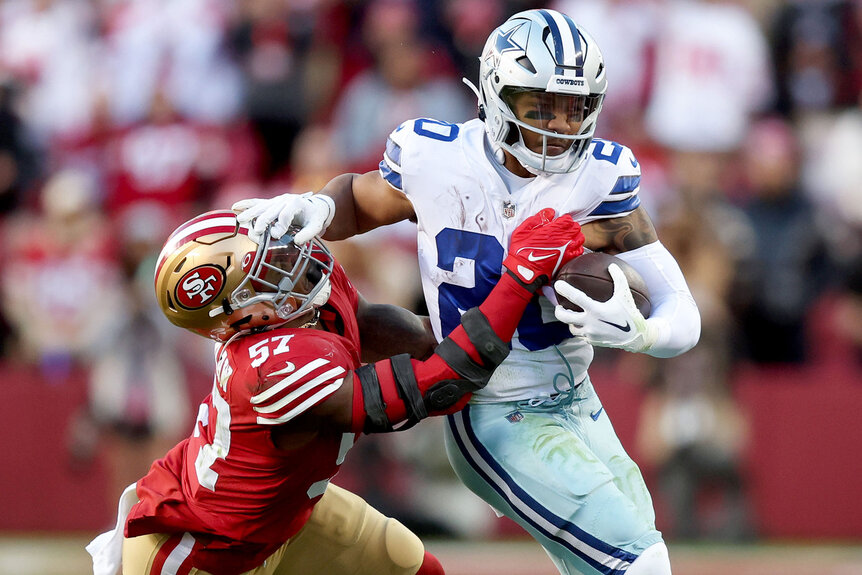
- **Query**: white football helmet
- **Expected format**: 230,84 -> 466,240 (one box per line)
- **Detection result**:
475,9 -> 607,174
154,210 -> 334,341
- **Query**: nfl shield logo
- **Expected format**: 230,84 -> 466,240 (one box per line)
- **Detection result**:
502,201 -> 516,219
505,410 -> 524,423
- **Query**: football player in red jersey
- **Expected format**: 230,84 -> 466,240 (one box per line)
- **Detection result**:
87,207 -> 584,575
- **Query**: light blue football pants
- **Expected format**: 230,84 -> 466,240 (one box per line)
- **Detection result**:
444,377 -> 663,575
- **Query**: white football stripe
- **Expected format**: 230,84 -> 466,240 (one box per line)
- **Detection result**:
157,216 -> 237,268
250,358 -> 329,404
253,366 -> 347,414
160,532 -> 195,575
548,10 -> 579,66
606,190 -> 638,202
256,379 -> 344,425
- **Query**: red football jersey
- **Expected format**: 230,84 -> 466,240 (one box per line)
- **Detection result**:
126,263 -> 362,574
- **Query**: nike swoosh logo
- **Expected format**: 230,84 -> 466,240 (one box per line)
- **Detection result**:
590,407 -> 604,421
268,362 -> 296,376
527,252 -> 555,262
600,319 -> 631,332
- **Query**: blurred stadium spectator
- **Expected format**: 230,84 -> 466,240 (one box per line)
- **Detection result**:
0,78 -> 39,216
629,93 -> 757,537
99,0 -> 242,127
330,0 -> 472,173
1,169 -> 124,380
228,0 -> 346,179
768,0 -> 862,118
734,117 -> 832,364
644,0 -> 774,153
552,0 -> 658,139
0,0 -> 102,148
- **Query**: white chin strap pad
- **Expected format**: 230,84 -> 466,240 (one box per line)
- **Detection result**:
310,277 -> 332,308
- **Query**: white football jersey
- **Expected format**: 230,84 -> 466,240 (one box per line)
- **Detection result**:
380,118 -> 642,401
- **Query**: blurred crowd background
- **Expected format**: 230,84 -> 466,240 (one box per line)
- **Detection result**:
1,0 -> 861,546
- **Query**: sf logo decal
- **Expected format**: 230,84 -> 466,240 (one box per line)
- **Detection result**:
176,265 -> 226,309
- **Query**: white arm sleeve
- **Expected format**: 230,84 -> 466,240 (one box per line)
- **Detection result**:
616,241 -> 701,358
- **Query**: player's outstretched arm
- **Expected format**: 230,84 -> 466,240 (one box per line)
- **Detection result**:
232,170 -> 414,244
313,209 -> 585,433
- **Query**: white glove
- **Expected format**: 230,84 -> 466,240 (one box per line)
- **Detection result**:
553,263 -> 659,353
232,192 -> 335,244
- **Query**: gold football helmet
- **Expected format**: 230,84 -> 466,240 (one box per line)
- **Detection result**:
154,210 -> 334,341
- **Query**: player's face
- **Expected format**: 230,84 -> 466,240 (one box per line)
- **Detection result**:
508,91 -> 587,156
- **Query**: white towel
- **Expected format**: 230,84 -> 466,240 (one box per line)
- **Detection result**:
86,483 -> 139,575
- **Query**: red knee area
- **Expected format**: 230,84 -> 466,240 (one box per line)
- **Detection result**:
415,551 -> 445,575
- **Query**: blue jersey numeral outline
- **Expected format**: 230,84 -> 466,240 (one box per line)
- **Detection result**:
590,138 -> 623,164
413,118 -> 460,142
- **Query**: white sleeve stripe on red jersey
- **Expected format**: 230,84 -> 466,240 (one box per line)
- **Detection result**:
255,379 -> 344,425
250,358 -> 330,404
253,366 -> 347,414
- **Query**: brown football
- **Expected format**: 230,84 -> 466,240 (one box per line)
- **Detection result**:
554,252 -> 651,317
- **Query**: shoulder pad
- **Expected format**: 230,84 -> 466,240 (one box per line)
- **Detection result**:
588,139 -> 641,177
583,139 -> 643,221
379,121 -> 416,192
379,118 -> 466,192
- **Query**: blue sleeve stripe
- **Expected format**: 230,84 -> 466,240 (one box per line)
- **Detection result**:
588,194 -> 641,217
379,159 -> 403,191
385,137 -> 402,168
610,175 -> 640,195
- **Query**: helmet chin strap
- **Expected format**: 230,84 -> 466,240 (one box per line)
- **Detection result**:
510,129 -> 578,175
310,277 -> 332,308
493,145 -> 506,165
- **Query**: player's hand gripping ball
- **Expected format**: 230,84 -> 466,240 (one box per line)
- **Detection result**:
554,252 -> 651,317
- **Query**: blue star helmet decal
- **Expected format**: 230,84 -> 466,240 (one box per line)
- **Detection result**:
495,23 -> 524,55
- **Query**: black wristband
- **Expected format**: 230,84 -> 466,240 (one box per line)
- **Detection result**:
460,307 -> 509,367
355,363 -> 390,433
390,353 -> 428,424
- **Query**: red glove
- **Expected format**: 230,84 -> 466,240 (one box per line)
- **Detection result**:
503,208 -> 585,292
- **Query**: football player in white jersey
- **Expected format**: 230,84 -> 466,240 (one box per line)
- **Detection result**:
233,9 -> 700,575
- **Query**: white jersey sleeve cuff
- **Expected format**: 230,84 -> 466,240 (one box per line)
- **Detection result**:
616,241 -> 701,358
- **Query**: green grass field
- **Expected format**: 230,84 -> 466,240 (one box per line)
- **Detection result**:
2,535 -> 861,575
